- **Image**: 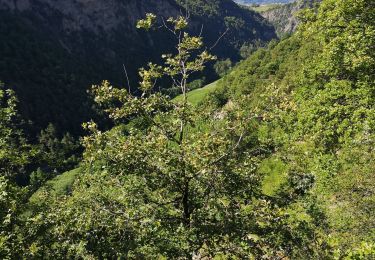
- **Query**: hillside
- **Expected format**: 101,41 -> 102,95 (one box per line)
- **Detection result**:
0,0 -> 275,136
1,0 -> 374,258
208,0 -> 374,252
173,80 -> 220,105
260,0 -> 321,36
235,0 -> 294,4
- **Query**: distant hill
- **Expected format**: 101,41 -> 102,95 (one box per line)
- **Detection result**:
235,0 -> 295,5
261,0 -> 321,36
0,0 -> 276,136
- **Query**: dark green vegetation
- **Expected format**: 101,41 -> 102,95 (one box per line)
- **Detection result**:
0,81 -> 80,187
0,0 -> 275,136
1,0 -> 374,258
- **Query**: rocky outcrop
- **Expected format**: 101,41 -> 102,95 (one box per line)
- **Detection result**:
261,0 -> 320,36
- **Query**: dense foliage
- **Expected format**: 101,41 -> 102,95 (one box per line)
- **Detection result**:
0,0 -> 374,258
6,15 -> 328,259
208,0 -> 375,255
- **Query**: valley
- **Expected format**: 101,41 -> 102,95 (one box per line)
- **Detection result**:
0,0 -> 374,258
0,0 -> 275,135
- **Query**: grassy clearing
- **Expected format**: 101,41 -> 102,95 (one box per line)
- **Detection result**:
29,168 -> 81,204
173,80 -> 219,106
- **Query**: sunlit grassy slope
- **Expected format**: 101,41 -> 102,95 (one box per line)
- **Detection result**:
29,82 -> 219,203
173,80 -> 219,105
30,79 -> 282,203
29,168 -> 81,204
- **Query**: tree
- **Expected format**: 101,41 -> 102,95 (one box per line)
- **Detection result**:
239,40 -> 265,59
23,14 -> 325,259
37,123 -> 80,175
0,82 -> 32,182
0,82 -> 29,257
214,58 -> 233,77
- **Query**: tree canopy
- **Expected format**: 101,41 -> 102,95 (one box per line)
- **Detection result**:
0,0 -> 374,258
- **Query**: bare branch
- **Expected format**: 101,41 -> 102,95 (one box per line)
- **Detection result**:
199,24 -> 204,38
180,1 -> 190,20
123,64 -> 132,95
161,17 -> 176,35
210,28 -> 229,51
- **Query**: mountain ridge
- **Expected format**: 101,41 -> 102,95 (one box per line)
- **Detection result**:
0,0 -> 276,135
261,0 -> 321,36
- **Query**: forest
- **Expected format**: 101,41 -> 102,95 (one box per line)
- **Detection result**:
0,0 -> 275,136
0,0 -> 374,258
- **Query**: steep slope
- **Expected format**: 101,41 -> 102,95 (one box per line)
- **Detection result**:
207,0 -> 374,253
261,0 -> 320,36
0,0 -> 275,136
173,80 -> 220,105
235,0 -> 294,4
